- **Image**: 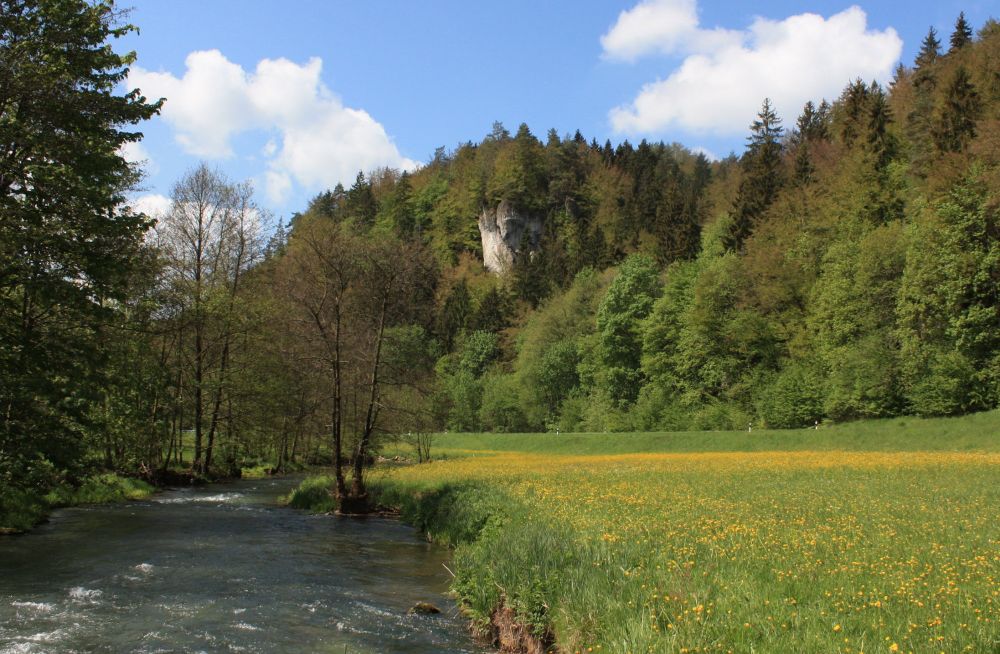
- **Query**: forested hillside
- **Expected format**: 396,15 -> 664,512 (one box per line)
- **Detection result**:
283,13 -> 998,435
3,2 -> 999,512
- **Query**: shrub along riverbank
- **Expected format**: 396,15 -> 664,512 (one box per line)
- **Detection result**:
0,473 -> 156,534
292,410 -> 1000,653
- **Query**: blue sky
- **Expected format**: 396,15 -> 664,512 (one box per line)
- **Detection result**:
120,0 -> 995,219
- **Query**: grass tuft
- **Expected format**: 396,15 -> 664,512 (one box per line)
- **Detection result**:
285,475 -> 337,513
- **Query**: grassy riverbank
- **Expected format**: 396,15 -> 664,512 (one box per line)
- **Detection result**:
0,474 -> 155,533
359,412 -> 1000,653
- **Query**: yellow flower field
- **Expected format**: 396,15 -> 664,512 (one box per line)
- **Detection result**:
375,445 -> 1000,653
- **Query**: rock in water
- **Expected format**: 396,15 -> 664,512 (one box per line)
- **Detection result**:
409,602 -> 441,615
478,200 -> 542,274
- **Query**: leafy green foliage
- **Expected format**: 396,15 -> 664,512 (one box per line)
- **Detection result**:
594,255 -> 660,406
0,0 -> 160,494
898,170 -> 1000,415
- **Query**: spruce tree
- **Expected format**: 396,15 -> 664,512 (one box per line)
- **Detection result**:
345,172 -> 377,227
862,86 -> 903,224
867,86 -> 895,169
796,100 -> 829,142
437,279 -> 472,351
907,28 -> 942,173
385,172 -> 414,236
839,79 -> 870,146
469,286 -> 510,334
914,27 -> 941,74
724,99 -> 783,252
794,143 -> 815,186
934,66 -> 981,152
949,12 -> 973,52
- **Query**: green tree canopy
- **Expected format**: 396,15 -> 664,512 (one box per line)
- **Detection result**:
0,0 -> 160,489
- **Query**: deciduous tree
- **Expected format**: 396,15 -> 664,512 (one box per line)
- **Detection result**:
0,0 -> 160,490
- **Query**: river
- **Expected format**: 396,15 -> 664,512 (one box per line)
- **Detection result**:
0,477 -> 485,653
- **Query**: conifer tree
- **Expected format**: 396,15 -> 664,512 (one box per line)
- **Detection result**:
626,140 -> 661,240
437,279 -> 472,351
796,101 -> 828,142
915,27 -> 941,75
602,139 -> 614,165
307,189 -> 340,219
867,86 -> 895,169
513,242 -> 550,308
792,101 -> 827,186
861,86 -> 903,224
384,172 -> 414,236
838,79 -> 870,146
949,12 -> 973,52
487,121 -> 510,141
794,143 -> 815,186
265,219 -> 289,258
890,63 -> 906,90
724,99 -> 783,252
345,172 -> 377,227
907,28 -> 943,173
934,66 -> 981,152
469,286 -> 510,334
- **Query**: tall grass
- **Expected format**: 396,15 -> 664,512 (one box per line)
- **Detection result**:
369,411 -> 1000,653
285,474 -> 337,513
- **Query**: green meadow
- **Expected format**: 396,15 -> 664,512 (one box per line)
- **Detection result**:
338,412 -> 1000,653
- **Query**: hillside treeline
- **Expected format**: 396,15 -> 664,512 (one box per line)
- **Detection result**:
3,1 -> 999,508
306,14 -> 999,434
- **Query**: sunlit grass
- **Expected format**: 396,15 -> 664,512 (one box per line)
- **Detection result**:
1,473 -> 155,533
370,413 -> 1000,653
285,474 -> 338,513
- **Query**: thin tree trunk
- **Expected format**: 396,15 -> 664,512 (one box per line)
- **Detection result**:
194,306 -> 203,470
332,303 -> 347,499
351,292 -> 388,500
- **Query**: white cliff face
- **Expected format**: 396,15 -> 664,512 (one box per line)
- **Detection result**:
478,200 -> 542,274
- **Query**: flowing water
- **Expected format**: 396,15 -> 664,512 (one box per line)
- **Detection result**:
0,477 -> 485,653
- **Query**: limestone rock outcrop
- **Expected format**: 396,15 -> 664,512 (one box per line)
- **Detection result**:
478,200 -> 542,274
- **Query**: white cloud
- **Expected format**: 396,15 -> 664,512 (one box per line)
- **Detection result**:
264,170 -> 293,206
601,0 -> 740,61
129,50 -> 416,201
131,51 -> 252,158
130,193 -> 172,218
606,5 -> 902,136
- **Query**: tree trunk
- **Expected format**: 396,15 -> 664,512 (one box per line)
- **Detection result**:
332,304 -> 347,500
194,317 -> 203,471
350,292 -> 388,501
